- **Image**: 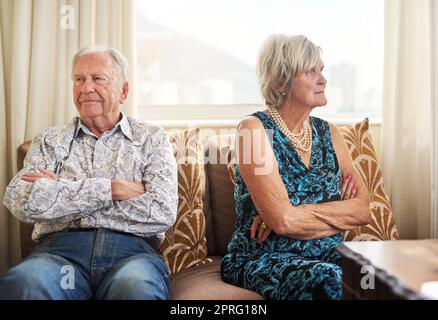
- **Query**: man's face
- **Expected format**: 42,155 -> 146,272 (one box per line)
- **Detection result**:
72,53 -> 124,121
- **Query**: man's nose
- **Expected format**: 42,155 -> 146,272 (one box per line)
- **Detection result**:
80,78 -> 95,93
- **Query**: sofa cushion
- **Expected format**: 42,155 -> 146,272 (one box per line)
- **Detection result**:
225,118 -> 399,242
169,257 -> 263,300
202,161 -> 217,257
159,128 -> 209,274
203,134 -> 237,257
339,118 -> 399,240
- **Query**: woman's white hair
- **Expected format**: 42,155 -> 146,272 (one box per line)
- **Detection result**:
257,34 -> 321,108
71,46 -> 129,85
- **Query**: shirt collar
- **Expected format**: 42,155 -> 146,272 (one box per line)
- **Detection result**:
74,112 -> 133,141
118,112 -> 133,141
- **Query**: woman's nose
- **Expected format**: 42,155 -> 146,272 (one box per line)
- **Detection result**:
318,74 -> 327,86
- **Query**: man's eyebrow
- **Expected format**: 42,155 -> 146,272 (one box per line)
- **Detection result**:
73,73 -> 108,78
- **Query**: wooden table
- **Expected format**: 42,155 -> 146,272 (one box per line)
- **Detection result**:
336,240 -> 438,300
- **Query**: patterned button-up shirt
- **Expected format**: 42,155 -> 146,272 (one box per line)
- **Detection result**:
3,113 -> 178,243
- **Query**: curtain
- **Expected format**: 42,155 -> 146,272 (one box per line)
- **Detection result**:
381,0 -> 437,239
431,0 -> 438,239
0,0 -> 136,274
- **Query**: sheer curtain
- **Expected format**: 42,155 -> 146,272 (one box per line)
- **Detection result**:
0,0 -> 137,274
431,0 -> 438,239
381,0 -> 437,239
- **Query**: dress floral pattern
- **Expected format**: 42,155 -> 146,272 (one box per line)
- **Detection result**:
221,111 -> 344,300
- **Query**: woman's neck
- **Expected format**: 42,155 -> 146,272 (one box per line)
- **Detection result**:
272,103 -> 313,133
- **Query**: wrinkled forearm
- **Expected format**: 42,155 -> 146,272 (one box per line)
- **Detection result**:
279,198 -> 371,240
303,198 -> 371,230
3,177 -> 113,223
276,207 -> 342,240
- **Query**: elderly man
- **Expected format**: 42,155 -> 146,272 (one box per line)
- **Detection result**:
0,47 -> 178,300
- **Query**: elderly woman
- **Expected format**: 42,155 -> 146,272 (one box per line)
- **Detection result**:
221,34 -> 372,300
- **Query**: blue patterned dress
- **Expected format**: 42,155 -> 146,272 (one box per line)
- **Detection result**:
221,111 -> 344,300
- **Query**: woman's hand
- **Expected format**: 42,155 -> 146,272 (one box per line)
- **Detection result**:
251,215 -> 272,244
341,172 -> 357,200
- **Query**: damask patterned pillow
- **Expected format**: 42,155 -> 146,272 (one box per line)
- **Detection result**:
159,128 -> 209,274
339,118 -> 399,241
226,119 -> 399,241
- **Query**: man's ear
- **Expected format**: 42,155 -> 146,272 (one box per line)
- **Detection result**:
120,81 -> 129,104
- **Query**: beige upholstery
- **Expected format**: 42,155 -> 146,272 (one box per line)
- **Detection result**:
170,257 -> 262,300
14,120 -> 397,300
203,134 -> 237,256
160,128 -> 209,274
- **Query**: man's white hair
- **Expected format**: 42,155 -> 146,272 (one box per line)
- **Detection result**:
257,34 -> 321,108
71,46 -> 129,84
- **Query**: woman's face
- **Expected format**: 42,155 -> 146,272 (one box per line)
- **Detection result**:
286,59 -> 327,109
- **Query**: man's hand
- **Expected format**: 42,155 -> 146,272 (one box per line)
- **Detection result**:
22,167 -> 59,182
111,179 -> 146,201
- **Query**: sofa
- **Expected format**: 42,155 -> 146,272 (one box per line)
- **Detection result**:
15,118 -> 398,299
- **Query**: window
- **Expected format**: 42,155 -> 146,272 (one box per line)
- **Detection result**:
136,0 -> 383,122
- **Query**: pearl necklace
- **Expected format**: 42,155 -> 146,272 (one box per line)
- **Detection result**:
268,106 -> 312,153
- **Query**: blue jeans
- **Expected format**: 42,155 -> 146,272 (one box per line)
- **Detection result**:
0,228 -> 170,300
